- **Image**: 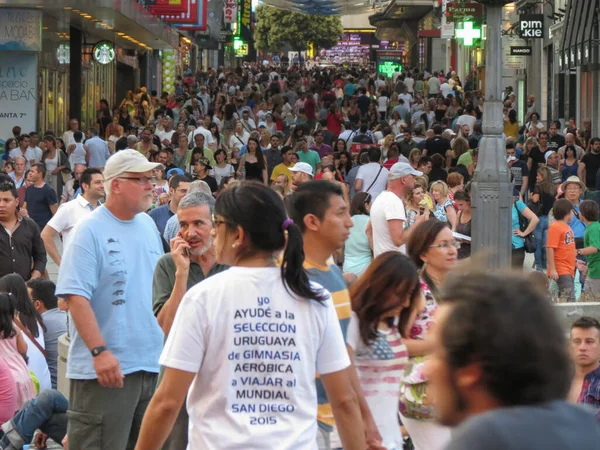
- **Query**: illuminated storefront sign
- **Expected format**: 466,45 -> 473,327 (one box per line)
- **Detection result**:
233,37 -> 248,56
378,61 -> 402,77
93,41 -> 116,64
455,21 -> 481,46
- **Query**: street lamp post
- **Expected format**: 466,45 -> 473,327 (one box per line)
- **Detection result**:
471,0 -> 513,269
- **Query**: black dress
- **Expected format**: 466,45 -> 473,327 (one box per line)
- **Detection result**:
245,161 -> 263,182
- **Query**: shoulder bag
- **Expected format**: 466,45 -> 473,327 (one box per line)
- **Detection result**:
364,165 -> 384,194
15,318 -> 47,358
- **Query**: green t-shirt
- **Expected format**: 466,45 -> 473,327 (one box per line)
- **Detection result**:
457,150 -> 473,167
584,221 -> 600,279
297,149 -> 321,173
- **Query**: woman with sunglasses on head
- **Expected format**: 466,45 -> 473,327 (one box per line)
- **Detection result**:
343,192 -> 373,277
135,181 -> 365,450
398,219 -> 458,450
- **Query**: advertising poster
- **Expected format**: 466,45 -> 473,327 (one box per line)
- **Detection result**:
0,53 -> 37,151
0,9 -> 42,52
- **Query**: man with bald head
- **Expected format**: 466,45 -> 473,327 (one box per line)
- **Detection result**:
558,133 -> 585,160
9,156 -> 26,188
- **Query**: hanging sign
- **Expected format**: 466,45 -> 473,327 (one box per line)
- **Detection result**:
446,2 -> 483,23
519,14 -> 544,38
93,41 -> 116,64
224,0 -> 237,24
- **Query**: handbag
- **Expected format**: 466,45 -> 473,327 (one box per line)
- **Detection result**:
515,202 -> 537,253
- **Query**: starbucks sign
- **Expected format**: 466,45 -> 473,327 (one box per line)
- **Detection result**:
93,41 -> 115,64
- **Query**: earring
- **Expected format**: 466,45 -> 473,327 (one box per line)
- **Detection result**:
232,243 -> 238,248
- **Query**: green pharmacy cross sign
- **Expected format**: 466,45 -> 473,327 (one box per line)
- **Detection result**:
378,61 -> 402,78
455,21 -> 481,46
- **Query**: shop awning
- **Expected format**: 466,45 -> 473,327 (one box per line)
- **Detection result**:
369,0 -> 432,41
0,0 -> 181,49
560,0 -> 600,69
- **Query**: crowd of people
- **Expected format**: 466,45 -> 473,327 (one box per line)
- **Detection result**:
0,62 -> 599,449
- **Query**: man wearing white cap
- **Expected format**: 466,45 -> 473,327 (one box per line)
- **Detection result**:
367,162 -> 425,256
290,162 -> 314,187
55,150 -> 165,449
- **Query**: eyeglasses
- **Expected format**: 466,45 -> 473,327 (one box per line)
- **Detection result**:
429,241 -> 461,249
117,176 -> 152,186
212,215 -> 234,227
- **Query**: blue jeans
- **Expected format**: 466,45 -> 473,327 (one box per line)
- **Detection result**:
0,389 -> 68,449
534,215 -> 548,270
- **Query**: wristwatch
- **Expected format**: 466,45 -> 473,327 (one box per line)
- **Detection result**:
91,346 -> 108,357
577,249 -> 581,256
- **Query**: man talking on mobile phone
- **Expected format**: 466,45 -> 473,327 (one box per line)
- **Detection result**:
152,191 -> 229,449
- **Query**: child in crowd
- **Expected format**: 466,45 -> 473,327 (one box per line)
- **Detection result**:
0,293 -> 35,420
347,252 -> 421,450
577,200 -> 600,300
547,199 -> 576,301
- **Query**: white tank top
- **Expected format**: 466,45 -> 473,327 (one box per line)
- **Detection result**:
70,142 -> 86,165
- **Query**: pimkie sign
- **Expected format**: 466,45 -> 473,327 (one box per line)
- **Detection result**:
519,14 -> 544,38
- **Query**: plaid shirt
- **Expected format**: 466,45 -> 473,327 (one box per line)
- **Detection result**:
578,365 -> 600,419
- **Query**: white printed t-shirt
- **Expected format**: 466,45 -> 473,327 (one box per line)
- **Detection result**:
160,266 -> 350,450
370,190 -> 407,256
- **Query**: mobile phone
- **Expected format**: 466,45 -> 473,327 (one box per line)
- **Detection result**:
184,247 -> 191,257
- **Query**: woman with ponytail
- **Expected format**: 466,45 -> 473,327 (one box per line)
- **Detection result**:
135,181 -> 365,450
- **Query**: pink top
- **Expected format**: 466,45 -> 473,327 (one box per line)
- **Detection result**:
409,278 -> 438,340
0,357 -> 17,422
0,333 -> 35,414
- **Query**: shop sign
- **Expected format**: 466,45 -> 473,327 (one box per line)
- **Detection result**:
510,46 -> 532,56
519,14 -> 544,38
0,52 -> 37,153
234,38 -> 248,56
455,21 -> 481,46
0,9 -> 42,52
224,0 -> 237,24
445,3 -> 483,23
56,43 -> 70,64
378,60 -> 402,78
440,0 -> 455,39
93,41 -> 116,65
241,0 -> 251,28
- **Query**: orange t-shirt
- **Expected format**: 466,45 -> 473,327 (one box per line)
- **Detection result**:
547,221 -> 576,276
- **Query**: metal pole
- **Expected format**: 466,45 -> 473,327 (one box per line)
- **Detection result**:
471,3 -> 512,268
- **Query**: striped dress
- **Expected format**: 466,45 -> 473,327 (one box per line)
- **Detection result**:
347,312 -> 409,449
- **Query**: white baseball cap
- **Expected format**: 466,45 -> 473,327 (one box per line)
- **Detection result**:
289,162 -> 314,177
389,162 -> 423,180
104,149 -> 163,180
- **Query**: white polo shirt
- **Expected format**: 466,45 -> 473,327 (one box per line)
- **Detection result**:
46,195 -> 100,251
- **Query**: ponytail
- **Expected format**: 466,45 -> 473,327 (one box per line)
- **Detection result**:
281,223 -> 327,302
